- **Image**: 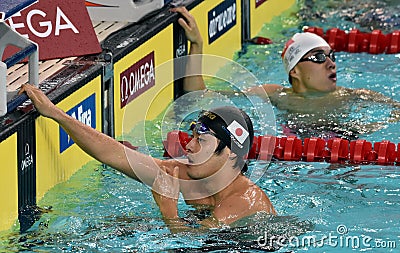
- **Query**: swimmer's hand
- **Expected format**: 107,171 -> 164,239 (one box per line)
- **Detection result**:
19,84 -> 62,119
170,6 -> 202,46
152,166 -> 180,220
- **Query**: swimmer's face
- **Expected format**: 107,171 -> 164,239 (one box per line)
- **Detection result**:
291,46 -> 337,93
185,131 -> 218,166
184,131 -> 227,179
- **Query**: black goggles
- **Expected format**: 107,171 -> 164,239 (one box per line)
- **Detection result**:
298,50 -> 336,64
189,121 -> 217,137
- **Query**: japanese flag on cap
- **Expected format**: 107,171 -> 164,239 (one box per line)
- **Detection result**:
227,120 -> 249,144
281,32 -> 330,74
197,106 -> 254,157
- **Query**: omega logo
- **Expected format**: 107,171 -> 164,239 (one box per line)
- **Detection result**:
21,143 -> 34,171
176,33 -> 186,57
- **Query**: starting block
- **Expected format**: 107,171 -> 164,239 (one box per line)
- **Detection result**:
86,0 -> 172,22
0,0 -> 38,116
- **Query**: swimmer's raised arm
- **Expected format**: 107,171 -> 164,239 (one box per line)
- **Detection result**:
19,84 -> 163,186
171,6 -> 206,92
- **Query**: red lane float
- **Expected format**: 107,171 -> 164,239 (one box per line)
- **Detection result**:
162,130 -> 191,158
249,36 -> 273,45
325,28 -> 348,52
387,30 -> 400,53
162,130 -> 400,165
304,27 -> 400,54
326,138 -> 349,163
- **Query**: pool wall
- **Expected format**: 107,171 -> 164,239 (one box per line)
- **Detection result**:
0,0 -> 296,232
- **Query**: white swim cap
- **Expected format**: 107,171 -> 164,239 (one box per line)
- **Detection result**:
281,32 -> 330,74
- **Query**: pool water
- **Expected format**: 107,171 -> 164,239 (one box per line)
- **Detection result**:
2,0 -> 400,252
234,0 -> 400,142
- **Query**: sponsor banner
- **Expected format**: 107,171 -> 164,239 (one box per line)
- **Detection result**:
59,93 -> 96,153
20,142 -> 34,176
3,0 -> 101,61
0,0 -> 37,21
120,51 -> 155,108
113,26 -> 173,137
256,0 -> 268,8
16,119 -> 37,232
174,24 -> 187,59
173,22 -> 188,98
208,0 -> 237,44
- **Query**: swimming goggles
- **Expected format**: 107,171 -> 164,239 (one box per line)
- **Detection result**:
298,50 -> 336,64
189,121 -> 217,137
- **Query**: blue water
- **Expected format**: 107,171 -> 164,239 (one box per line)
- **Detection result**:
234,0 -> 400,143
1,0 -> 400,252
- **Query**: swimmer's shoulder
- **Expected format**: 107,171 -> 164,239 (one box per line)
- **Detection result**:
335,86 -> 352,93
334,86 -> 360,97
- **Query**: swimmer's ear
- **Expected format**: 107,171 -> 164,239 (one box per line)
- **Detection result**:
289,67 -> 299,81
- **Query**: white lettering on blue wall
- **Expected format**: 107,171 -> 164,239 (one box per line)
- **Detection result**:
60,93 -> 96,153
208,0 -> 237,44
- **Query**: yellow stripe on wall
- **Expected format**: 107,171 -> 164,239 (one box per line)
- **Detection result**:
113,25 -> 174,137
250,0 -> 296,39
36,76 -> 103,201
0,134 -> 18,231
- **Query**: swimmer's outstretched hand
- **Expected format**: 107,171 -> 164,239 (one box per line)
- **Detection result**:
19,84 -> 61,119
170,6 -> 203,46
152,166 -> 180,219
